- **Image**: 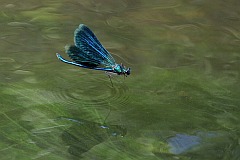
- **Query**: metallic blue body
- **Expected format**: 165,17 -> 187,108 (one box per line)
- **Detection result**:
56,24 -> 130,76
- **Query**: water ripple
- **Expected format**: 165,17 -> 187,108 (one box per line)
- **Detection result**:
78,0 -> 127,13
129,0 -> 180,10
54,75 -> 130,109
222,27 -> 240,40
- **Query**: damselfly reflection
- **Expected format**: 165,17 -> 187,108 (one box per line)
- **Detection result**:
57,117 -> 126,157
56,24 -> 130,86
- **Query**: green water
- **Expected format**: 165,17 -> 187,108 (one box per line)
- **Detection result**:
0,0 -> 240,159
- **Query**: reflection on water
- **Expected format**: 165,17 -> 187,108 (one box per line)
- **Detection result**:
58,117 -> 126,158
0,0 -> 240,159
29,116 -> 126,159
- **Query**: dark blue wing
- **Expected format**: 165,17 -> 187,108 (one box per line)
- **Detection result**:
66,45 -> 100,68
73,24 -> 116,66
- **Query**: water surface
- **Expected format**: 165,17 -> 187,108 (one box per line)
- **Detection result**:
0,0 -> 240,159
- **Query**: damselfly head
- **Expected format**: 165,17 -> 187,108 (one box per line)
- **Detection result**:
125,67 -> 131,76
122,63 -> 130,76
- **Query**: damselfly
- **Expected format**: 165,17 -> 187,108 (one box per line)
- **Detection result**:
56,24 -> 130,86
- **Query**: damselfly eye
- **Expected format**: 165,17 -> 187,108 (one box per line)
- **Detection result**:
126,68 -> 130,75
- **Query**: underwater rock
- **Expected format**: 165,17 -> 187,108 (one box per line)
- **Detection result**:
167,133 -> 201,154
